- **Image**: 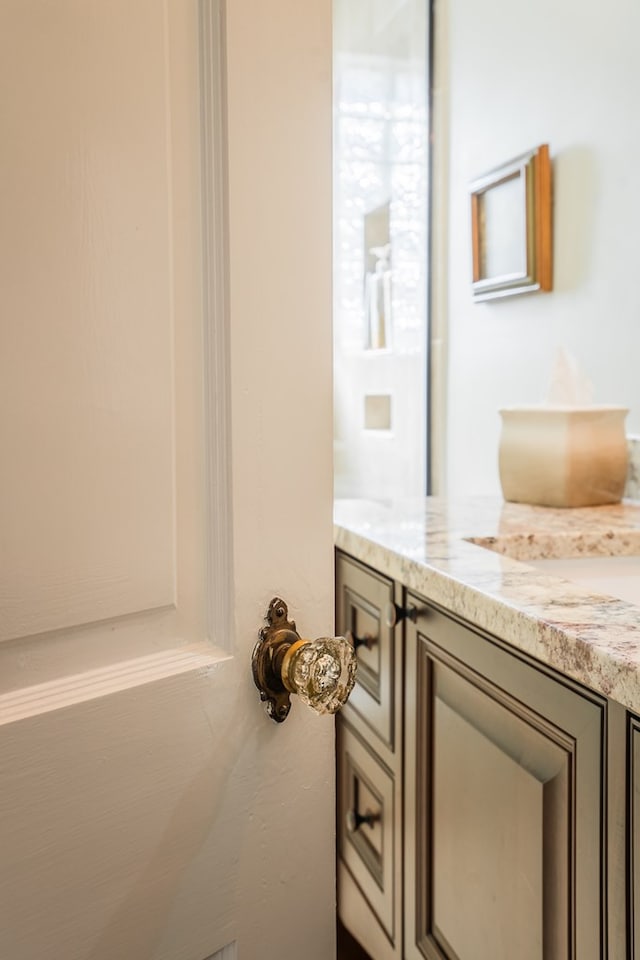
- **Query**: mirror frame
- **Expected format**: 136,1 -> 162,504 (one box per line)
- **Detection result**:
470,143 -> 552,302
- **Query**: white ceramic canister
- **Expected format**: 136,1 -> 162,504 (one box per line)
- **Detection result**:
498,405 -> 629,508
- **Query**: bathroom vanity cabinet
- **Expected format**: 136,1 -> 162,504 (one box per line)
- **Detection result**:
336,548 -> 630,960
630,717 -> 640,960
336,551 -> 403,960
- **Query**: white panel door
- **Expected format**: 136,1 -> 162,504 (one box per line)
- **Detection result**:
0,1 -> 334,959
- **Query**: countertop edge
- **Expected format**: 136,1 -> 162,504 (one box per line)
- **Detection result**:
334,510 -> 640,713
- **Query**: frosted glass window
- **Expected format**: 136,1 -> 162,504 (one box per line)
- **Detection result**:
333,0 -> 430,500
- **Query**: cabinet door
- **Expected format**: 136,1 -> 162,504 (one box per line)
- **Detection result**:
630,716 -> 640,960
405,601 -> 605,960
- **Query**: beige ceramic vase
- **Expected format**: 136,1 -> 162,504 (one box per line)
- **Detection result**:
498,406 -> 629,508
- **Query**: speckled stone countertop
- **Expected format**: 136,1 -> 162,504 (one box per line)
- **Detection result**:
334,497 -> 640,711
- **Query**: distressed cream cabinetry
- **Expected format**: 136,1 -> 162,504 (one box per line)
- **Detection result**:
404,600 -> 607,960
629,715 -> 640,960
336,551 -> 403,960
336,548 -> 629,960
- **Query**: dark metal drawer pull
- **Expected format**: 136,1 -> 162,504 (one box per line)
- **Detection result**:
384,600 -> 417,628
345,629 -> 377,651
346,807 -> 380,834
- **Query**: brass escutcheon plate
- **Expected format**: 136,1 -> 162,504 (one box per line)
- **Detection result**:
251,598 -> 300,723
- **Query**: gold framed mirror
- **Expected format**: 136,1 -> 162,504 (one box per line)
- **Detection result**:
470,143 -> 552,302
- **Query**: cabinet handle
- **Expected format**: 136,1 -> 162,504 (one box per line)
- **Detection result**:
384,600 -> 417,628
346,807 -> 380,834
345,628 -> 377,651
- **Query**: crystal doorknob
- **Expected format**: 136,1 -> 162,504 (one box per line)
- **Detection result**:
252,597 -> 357,723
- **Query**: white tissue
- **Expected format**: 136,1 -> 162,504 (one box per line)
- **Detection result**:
546,347 -> 594,407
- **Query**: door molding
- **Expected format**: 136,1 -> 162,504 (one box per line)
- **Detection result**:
199,0 -> 233,650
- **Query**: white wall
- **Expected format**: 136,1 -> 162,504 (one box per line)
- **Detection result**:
436,0 -> 640,496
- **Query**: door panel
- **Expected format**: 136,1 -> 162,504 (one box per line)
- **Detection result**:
0,0 -> 180,647
0,1 -> 334,958
431,666 -> 563,960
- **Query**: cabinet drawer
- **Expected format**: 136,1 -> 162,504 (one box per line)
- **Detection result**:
337,721 -> 397,943
336,551 -> 396,750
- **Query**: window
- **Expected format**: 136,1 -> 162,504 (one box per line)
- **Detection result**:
334,0 -> 431,499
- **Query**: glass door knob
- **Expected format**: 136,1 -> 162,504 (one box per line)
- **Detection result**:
252,598 -> 357,723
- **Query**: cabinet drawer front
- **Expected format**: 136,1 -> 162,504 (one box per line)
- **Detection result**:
336,552 -> 396,749
337,721 -> 396,941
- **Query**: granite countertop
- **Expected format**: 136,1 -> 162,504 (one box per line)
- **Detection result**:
334,496 -> 640,711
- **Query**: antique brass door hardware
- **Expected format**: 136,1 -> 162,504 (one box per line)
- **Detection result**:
252,597 -> 357,723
